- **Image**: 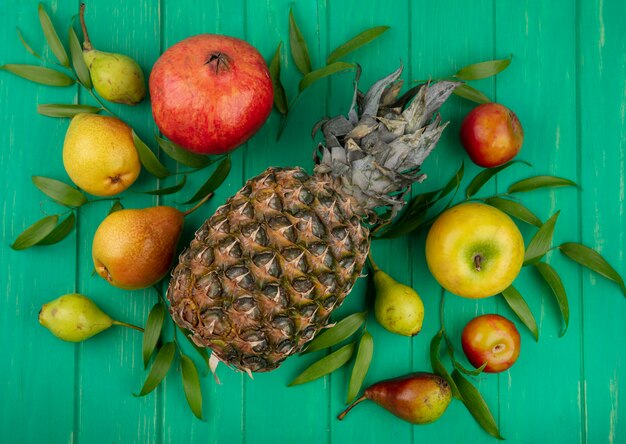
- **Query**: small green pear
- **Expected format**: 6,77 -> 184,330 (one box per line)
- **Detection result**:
39,293 -> 142,342
79,4 -> 146,105
371,257 -> 424,336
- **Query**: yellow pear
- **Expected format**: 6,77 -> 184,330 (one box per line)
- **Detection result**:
92,206 -> 185,290
63,113 -> 141,196
39,293 -> 143,342
371,258 -> 424,336
80,4 -> 146,105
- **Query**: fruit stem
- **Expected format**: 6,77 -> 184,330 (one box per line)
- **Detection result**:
474,254 -> 482,271
87,89 -> 116,116
367,251 -> 380,272
78,4 -> 93,51
183,193 -> 214,217
337,395 -> 367,420
112,320 -> 144,333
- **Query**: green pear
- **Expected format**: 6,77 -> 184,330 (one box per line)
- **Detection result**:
371,257 -> 424,336
39,294 -> 110,342
92,206 -> 185,290
79,4 -> 146,105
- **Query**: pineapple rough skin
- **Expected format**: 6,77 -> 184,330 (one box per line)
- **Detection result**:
168,168 -> 369,372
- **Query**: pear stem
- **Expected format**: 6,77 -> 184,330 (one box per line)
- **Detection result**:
183,193 -> 214,217
367,251 -> 380,272
78,4 -> 93,51
87,89 -> 116,116
337,395 -> 367,420
112,320 -> 144,333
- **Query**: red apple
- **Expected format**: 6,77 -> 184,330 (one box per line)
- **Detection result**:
460,103 -> 523,168
150,34 -> 273,154
461,314 -> 521,373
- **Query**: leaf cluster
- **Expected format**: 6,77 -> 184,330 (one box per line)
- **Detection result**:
269,8 -> 389,139
288,312 -> 374,404
137,289 -> 213,420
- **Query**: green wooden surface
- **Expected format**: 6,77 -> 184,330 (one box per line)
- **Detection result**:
0,0 -> 624,443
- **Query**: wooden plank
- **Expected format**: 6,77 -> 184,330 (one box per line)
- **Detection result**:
407,1 -> 499,442
158,1 -> 246,443
322,1 -> 413,443
494,1 -> 583,442
72,1 -> 161,442
0,2 -> 78,442
579,0 -> 626,442
242,1 -> 332,443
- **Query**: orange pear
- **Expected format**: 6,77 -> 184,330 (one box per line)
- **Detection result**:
92,206 -> 184,290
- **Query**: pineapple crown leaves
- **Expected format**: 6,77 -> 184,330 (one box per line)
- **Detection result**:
314,65 -> 459,218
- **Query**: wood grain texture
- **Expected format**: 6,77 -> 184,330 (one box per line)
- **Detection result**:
0,0 -> 623,443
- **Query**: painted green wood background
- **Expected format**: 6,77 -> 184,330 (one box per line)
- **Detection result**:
0,0 -> 624,443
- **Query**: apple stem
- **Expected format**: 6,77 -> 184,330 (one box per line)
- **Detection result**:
112,320 -> 144,333
367,251 -> 380,272
337,395 -> 367,420
183,193 -> 214,217
79,4 -> 93,51
474,254 -> 482,271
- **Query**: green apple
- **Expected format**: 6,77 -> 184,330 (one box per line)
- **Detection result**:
425,203 -> 524,298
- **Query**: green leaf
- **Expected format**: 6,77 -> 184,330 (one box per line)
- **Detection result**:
508,176 -> 578,193
485,197 -> 542,227
439,161 -> 465,200
501,285 -> 538,340
132,131 -> 170,179
299,62 -> 355,92
269,42 -> 288,115
466,161 -> 529,198
37,212 -> 75,246
289,343 -> 355,387
0,64 -> 74,86
453,84 -> 491,104
559,242 -> 626,296
155,135 -> 214,169
32,176 -> 87,207
304,312 -> 366,353
16,28 -> 41,59
37,103 -> 101,117
135,342 -> 175,396
38,3 -> 70,67
183,157 -> 232,204
68,25 -> 91,88
138,176 -> 186,196
524,211 -> 560,265
452,370 -> 503,440
180,355 -> 203,420
11,215 -> 59,250
535,262 -> 569,336
455,58 -> 511,81
108,200 -> 123,214
327,26 -> 389,64
429,331 -> 461,399
288,8 -> 312,75
346,332 -> 374,403
142,303 -> 165,369
179,327 -> 211,376
454,360 -> 488,376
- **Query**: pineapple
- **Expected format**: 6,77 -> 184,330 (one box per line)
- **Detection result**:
167,66 -> 459,373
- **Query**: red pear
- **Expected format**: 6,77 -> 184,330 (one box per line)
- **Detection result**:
338,372 -> 452,424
